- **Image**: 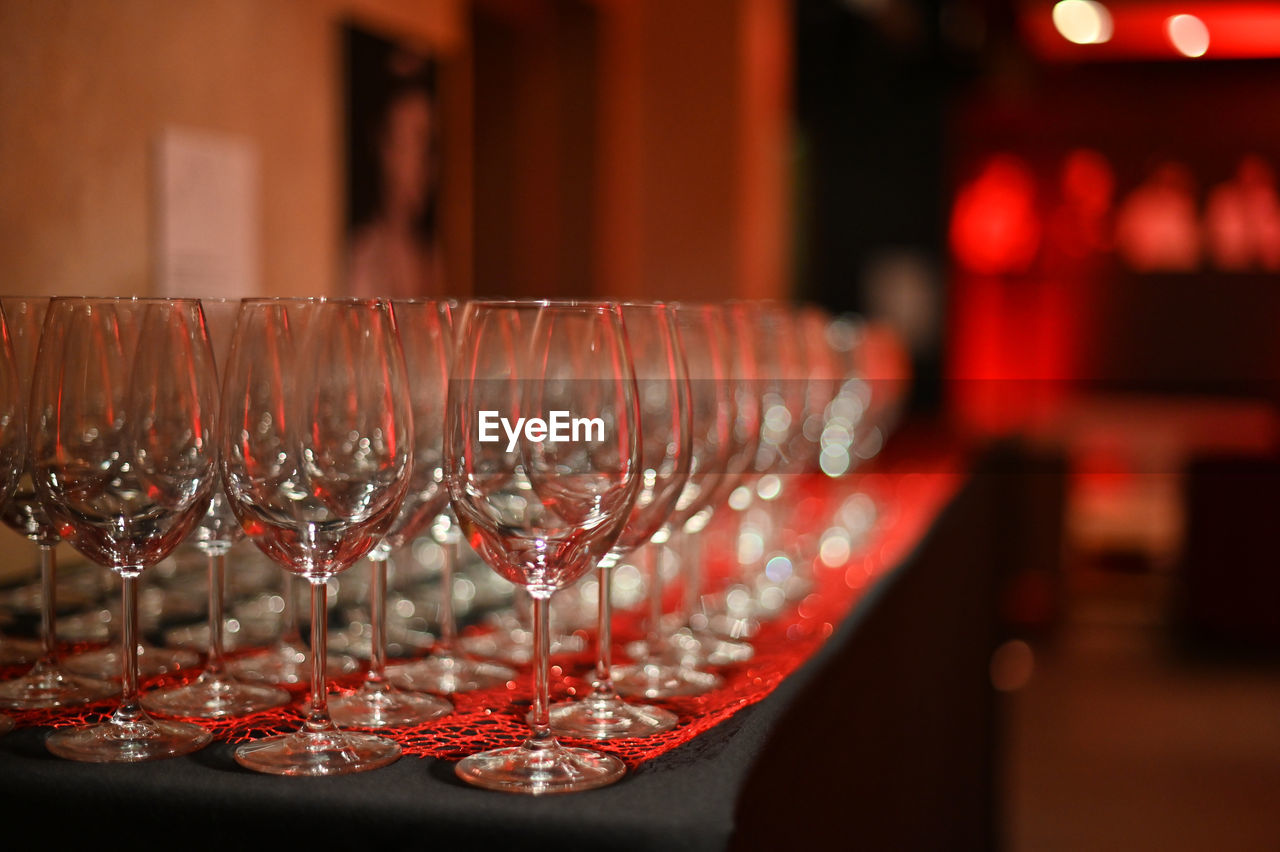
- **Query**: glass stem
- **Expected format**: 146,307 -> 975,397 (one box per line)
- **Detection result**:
682,530 -> 704,630
366,557 -> 388,686
204,548 -> 228,678
644,542 -> 665,660
528,593 -> 554,750
304,579 -> 332,732
435,535 -> 459,656
37,544 -> 57,665
112,572 -> 147,727
592,562 -> 616,698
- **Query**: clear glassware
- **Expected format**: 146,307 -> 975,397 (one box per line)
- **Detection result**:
454,583 -> 587,665
0,296 -> 117,709
0,301 -> 32,732
33,297 -> 218,762
613,302 -> 739,699
389,508 -> 520,689
223,298 -> 411,776
663,301 -> 762,666
385,300 -> 517,695
447,300 -> 641,794
328,299 -> 455,728
547,302 -> 690,739
706,302 -> 819,636
226,570 -> 359,685
141,298 -> 291,720
60,619 -> 199,681
771,303 -> 847,583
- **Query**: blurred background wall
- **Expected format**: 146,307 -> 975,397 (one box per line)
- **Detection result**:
0,0 -> 790,305
0,0 -> 468,298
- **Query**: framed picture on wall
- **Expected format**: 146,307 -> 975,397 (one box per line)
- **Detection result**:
343,23 -> 445,298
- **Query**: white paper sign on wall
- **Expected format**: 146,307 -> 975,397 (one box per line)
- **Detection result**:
155,126 -> 260,298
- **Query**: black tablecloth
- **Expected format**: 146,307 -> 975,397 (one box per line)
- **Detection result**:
0,445 -> 1024,851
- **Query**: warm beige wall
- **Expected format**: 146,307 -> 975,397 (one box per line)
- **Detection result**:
0,0 -> 465,298
593,0 -> 791,303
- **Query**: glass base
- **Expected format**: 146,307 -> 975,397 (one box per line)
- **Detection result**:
328,618 -> 436,660
612,660 -> 722,700
225,642 -> 360,686
46,717 -> 211,763
548,692 -> 677,739
0,661 -> 117,709
457,629 -> 585,667
703,586 -> 762,639
665,627 -> 754,667
706,611 -> 760,640
234,728 -> 401,776
141,673 -> 291,719
63,642 -> 199,681
387,652 -> 516,694
455,741 -> 625,794
328,682 -> 453,729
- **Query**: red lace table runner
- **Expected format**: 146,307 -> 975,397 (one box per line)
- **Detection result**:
3,465 -> 961,768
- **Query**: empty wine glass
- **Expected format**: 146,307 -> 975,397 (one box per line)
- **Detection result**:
664,300 -> 760,665
60,597 -> 200,681
328,298 -> 455,728
454,580 -> 588,665
0,296 -> 116,709
547,302 -> 690,739
385,300 -> 517,695
0,301 -> 31,733
32,297 -> 218,762
223,298 -> 411,776
707,301 -> 814,635
141,298 -> 291,719
447,300 -> 641,794
613,302 -> 736,699
767,303 -> 846,588
227,570 -> 359,685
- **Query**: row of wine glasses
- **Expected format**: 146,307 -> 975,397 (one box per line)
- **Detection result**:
0,294 -> 905,795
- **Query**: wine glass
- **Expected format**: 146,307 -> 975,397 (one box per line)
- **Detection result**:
446,300 -> 641,794
385,300 -> 517,695
547,302 -> 690,739
227,569 -> 360,685
141,298 -> 291,719
388,507 -> 521,687
222,298 -> 411,776
0,301 -> 31,733
60,592 -> 200,680
32,297 -> 218,762
0,296 -> 117,709
769,303 -> 847,585
613,302 -> 737,699
454,581 -> 588,665
666,301 -> 761,664
0,298 -> 39,672
706,301 -> 814,635
328,299 -> 455,728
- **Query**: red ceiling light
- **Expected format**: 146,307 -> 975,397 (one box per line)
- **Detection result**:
1166,13 -> 1210,57
1053,1 -> 1115,44
1024,2 -> 1280,60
